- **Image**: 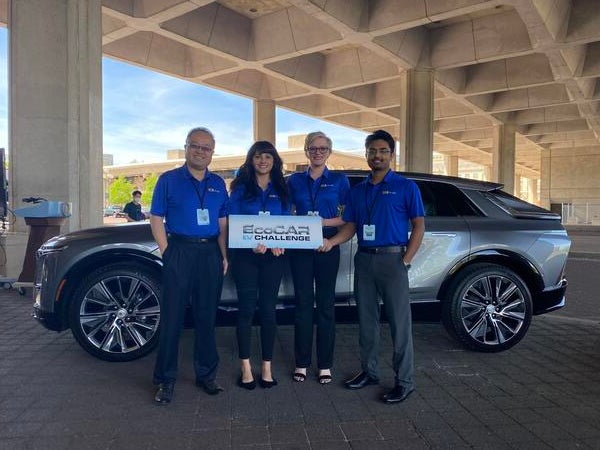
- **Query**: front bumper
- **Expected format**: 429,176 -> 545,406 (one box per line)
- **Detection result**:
32,250 -> 67,332
533,278 -> 568,315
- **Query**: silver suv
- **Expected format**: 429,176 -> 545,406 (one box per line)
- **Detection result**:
33,171 -> 570,362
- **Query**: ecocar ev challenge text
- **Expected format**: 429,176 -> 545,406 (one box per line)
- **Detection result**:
242,224 -> 311,241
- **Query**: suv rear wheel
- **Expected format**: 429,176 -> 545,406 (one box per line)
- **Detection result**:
68,263 -> 161,362
442,263 -> 532,352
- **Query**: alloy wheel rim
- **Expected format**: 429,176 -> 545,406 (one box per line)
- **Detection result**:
460,274 -> 526,346
78,275 -> 160,354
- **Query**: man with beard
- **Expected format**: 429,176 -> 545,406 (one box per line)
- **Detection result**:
319,129 -> 425,404
150,127 -> 229,404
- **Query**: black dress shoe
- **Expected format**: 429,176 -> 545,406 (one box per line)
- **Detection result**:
237,375 -> 256,390
259,377 -> 278,388
345,371 -> 379,390
196,379 -> 224,395
382,385 -> 414,404
154,382 -> 174,404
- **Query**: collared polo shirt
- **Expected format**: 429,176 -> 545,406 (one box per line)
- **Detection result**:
287,167 -> 350,221
150,165 -> 228,238
343,169 -> 424,247
229,182 -> 291,215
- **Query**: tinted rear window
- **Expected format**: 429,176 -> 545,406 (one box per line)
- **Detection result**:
415,180 -> 481,217
348,175 -> 481,217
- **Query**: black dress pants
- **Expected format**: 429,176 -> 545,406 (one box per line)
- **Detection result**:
290,245 -> 340,369
152,239 -> 223,385
232,249 -> 285,361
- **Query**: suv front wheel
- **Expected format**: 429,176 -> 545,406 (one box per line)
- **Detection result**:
68,263 -> 161,362
442,263 -> 532,352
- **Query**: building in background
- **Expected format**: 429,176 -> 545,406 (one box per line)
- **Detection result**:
103,135 -> 540,208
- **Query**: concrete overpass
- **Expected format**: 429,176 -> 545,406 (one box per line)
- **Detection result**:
1,0 -> 600,273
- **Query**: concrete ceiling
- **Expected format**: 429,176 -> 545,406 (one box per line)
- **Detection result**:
9,0 -> 600,177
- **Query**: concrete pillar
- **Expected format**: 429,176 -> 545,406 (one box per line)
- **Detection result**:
9,0 -> 103,232
484,165 -> 492,182
540,153 -> 551,209
515,174 -> 522,198
445,155 -> 459,176
253,99 -> 276,145
528,177 -> 538,205
399,69 -> 434,173
491,124 -> 516,195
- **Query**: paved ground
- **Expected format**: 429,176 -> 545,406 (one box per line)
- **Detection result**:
1,232 -> 599,449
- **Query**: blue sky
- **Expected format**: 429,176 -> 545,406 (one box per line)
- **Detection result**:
0,27 -> 367,165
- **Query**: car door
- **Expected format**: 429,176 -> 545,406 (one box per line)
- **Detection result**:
408,180 -> 474,302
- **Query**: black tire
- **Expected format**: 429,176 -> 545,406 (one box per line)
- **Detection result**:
441,263 -> 532,352
68,263 -> 161,362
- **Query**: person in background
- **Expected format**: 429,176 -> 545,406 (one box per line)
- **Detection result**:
287,131 -> 349,385
319,129 -> 425,404
150,126 -> 229,404
123,190 -> 148,222
229,141 -> 290,390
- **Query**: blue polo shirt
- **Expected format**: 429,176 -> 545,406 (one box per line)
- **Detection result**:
150,165 -> 228,237
229,182 -> 291,215
343,170 -> 424,247
287,167 -> 350,223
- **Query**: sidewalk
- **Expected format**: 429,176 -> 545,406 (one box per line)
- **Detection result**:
1,285 -> 600,449
566,225 -> 600,259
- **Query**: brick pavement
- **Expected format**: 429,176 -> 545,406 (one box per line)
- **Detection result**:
1,277 -> 600,450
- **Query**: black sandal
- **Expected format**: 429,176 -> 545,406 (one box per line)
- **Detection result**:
293,372 -> 306,382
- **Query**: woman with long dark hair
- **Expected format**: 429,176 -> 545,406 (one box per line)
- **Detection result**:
229,141 -> 290,389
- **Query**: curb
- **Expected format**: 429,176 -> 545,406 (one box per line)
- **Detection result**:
569,252 -> 600,260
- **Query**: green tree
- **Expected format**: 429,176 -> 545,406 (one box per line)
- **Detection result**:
142,174 -> 158,206
108,177 -> 135,207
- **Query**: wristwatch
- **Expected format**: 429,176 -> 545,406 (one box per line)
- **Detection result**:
403,261 -> 411,269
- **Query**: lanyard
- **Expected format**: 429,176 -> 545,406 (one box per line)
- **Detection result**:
260,185 -> 273,213
190,177 -> 208,209
365,181 -> 384,225
307,175 -> 324,212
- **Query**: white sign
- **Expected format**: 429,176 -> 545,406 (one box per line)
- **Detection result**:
228,214 -> 324,249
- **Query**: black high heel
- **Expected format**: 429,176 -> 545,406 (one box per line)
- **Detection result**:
237,375 -> 256,390
259,377 -> 278,388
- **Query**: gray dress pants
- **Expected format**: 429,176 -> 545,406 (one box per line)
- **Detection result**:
353,251 -> 414,388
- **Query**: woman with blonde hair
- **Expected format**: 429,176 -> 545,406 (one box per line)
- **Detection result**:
287,132 -> 350,384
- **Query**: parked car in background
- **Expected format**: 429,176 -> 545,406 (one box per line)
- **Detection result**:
33,171 -> 570,362
103,206 -> 116,217
103,205 -> 124,217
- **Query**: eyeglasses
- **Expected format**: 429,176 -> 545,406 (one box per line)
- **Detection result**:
186,143 -> 213,153
366,148 -> 392,157
307,146 -> 330,154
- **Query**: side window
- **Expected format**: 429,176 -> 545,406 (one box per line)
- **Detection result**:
415,180 -> 481,217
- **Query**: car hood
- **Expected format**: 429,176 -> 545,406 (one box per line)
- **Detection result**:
41,223 -> 156,250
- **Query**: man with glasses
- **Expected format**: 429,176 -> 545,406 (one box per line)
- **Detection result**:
319,129 -> 425,404
150,127 -> 229,404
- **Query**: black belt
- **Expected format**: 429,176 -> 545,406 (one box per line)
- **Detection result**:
168,233 -> 217,244
358,245 -> 407,254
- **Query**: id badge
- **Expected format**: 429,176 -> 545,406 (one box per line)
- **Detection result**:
307,210 -> 319,216
258,211 -> 270,216
363,224 -> 376,241
197,208 -> 210,225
